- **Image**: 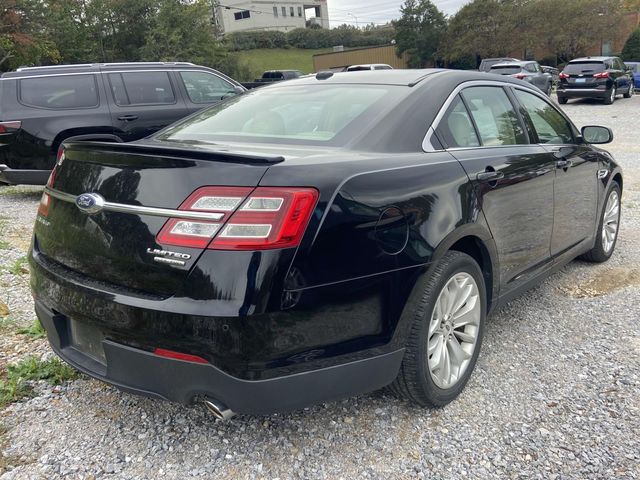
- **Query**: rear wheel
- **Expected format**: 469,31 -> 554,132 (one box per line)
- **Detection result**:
624,83 -> 634,98
580,182 -> 621,263
389,251 -> 486,407
604,86 -> 616,105
558,96 -> 568,104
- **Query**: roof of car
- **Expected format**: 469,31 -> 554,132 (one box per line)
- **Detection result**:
1,62 -> 210,78
569,56 -> 616,62
490,61 -> 535,68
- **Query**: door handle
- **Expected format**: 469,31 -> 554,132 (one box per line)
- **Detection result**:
117,115 -> 139,122
556,159 -> 572,169
476,170 -> 505,182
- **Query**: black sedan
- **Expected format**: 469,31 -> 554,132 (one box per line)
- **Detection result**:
30,70 -> 622,419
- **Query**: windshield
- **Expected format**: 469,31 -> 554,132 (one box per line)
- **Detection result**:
157,84 -> 399,146
490,66 -> 522,75
564,61 -> 605,74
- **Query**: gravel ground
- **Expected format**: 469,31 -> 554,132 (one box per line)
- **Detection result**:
0,96 -> 639,479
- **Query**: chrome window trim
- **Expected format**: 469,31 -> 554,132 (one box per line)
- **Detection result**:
44,187 -> 225,221
422,80 -> 578,152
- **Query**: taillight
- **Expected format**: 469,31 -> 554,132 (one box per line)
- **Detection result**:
38,192 -> 50,217
0,121 -> 21,134
156,186 -> 319,250
46,148 -> 65,188
594,72 -> 609,79
513,73 -> 526,80
559,73 -> 570,79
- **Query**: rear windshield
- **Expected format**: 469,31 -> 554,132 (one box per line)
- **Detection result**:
157,84 -> 400,146
564,62 -> 605,74
19,74 -> 99,109
490,66 -> 521,74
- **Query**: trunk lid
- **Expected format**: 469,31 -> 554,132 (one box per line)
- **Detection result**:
35,141 -> 279,297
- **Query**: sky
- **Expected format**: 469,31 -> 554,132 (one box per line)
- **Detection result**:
327,0 -> 468,27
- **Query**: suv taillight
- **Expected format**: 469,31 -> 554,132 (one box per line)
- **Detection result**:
559,73 -> 570,79
513,73 -> 526,80
594,71 -> 609,79
39,149 -> 65,217
157,186 -> 319,250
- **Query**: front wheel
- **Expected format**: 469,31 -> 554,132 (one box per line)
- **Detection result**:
604,86 -> 616,105
623,83 -> 634,98
389,251 -> 486,407
580,182 -> 621,263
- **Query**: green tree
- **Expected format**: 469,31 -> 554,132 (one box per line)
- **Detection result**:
622,28 -> 640,60
394,0 -> 447,67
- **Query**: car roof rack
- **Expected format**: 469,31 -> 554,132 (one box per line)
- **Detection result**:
16,61 -> 195,72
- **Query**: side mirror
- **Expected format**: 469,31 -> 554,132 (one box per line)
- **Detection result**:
234,85 -> 246,95
581,125 -> 613,144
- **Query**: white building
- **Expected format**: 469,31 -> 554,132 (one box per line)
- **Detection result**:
215,0 -> 330,34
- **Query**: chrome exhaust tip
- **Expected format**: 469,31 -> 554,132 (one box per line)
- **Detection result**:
202,398 -> 235,421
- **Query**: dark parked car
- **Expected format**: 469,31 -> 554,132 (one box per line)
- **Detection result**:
242,70 -> 304,90
625,61 -> 640,89
30,70 -> 622,419
490,61 -> 553,95
478,57 -> 520,73
557,56 -> 634,104
0,62 -> 244,186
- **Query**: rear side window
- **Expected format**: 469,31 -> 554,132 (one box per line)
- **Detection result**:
437,96 -> 480,148
108,72 -> 175,105
564,62 -> 605,74
461,87 -> 527,146
19,75 -> 98,109
514,90 -> 573,144
179,71 -> 235,104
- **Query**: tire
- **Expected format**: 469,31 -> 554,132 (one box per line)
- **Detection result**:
558,96 -> 568,104
580,181 -> 621,263
546,83 -> 553,96
604,86 -> 616,105
623,83 -> 634,98
389,251 -> 486,407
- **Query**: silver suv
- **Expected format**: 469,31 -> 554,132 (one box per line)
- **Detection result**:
490,61 -> 553,96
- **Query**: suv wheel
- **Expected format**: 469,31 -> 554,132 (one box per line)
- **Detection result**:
604,86 -> 616,105
580,181 -> 621,263
389,251 -> 486,407
558,95 -> 568,104
546,83 -> 553,96
624,83 -> 634,98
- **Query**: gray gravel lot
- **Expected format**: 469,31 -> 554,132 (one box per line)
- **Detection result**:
0,96 -> 639,479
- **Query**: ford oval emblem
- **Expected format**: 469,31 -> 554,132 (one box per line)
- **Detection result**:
75,193 -> 105,215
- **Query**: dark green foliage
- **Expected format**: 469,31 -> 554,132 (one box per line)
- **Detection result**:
394,0 -> 447,68
622,28 -> 640,61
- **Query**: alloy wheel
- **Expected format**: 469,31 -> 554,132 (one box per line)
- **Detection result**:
602,190 -> 620,253
427,272 -> 481,389
610,87 -> 616,103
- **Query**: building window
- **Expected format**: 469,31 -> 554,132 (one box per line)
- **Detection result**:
273,6 -> 278,17
282,6 -> 286,16
290,6 -> 294,17
601,40 -> 613,55
234,10 -> 250,20
298,6 -> 302,17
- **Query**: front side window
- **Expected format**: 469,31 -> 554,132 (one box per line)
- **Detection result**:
437,96 -> 480,148
525,63 -> 537,73
461,87 -> 527,146
108,72 -> 175,105
514,89 -> 574,144
179,71 -> 236,103
19,75 -> 98,109
157,85 -> 399,146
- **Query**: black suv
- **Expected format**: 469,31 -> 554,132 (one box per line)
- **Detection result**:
0,62 -> 244,185
557,56 -> 634,105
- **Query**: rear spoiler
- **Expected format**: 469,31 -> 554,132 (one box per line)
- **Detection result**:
62,141 -> 285,165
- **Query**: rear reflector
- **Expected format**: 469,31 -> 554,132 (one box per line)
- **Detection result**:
154,348 -> 209,364
0,121 -> 21,133
156,186 -> 319,251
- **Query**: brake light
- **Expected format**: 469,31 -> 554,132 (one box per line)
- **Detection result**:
46,148 -> 65,188
37,192 -> 50,217
594,71 -> 609,79
513,73 -> 526,80
154,348 -> 209,364
0,121 -> 21,133
156,186 -> 319,250
559,73 -> 570,79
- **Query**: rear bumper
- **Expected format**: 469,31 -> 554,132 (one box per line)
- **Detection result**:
35,300 -> 404,414
556,87 -> 609,99
0,164 -> 50,185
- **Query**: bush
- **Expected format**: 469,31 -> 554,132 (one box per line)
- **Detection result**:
226,31 -> 288,51
622,28 -> 640,62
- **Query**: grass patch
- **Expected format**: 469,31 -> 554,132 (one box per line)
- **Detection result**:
0,240 -> 10,250
233,48 -> 331,81
17,319 -> 46,339
7,256 -> 28,276
0,357 -> 78,408
0,317 -> 16,333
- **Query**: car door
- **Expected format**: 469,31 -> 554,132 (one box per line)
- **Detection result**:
175,70 -> 240,115
104,70 -> 188,142
614,58 -> 631,92
436,85 -> 555,293
512,87 -> 598,257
